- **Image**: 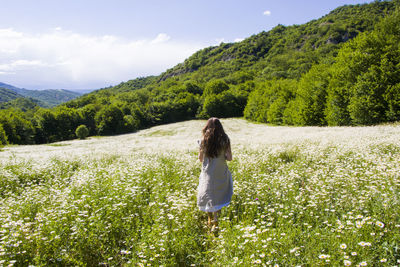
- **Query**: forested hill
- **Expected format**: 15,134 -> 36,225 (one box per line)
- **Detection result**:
12,87 -> 82,107
160,1 -> 395,82
74,1 -> 397,98
0,87 -> 23,103
0,82 -> 82,108
1,0 -> 400,145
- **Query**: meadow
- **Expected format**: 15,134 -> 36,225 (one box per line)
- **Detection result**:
1,118 -> 400,266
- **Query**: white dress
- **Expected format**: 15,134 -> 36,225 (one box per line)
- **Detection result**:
197,150 -> 233,212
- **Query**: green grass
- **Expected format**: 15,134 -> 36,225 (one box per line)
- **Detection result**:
1,138 -> 400,266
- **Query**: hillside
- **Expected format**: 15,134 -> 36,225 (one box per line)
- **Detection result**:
0,82 -> 20,91
12,87 -> 82,107
0,97 -> 47,111
93,1 -> 397,96
160,0 -> 395,82
0,82 -> 82,107
1,0 -> 400,145
0,87 -> 24,103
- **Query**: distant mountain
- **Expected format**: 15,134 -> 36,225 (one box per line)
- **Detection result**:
0,82 -> 82,107
0,97 -> 47,111
13,87 -> 82,107
0,87 -> 48,110
0,82 -> 20,91
0,87 -> 24,103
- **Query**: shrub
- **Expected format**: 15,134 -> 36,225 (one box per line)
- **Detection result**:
75,125 -> 89,140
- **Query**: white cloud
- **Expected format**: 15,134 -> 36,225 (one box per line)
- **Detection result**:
234,38 -> 244,43
0,28 -> 203,89
0,60 -> 48,72
150,33 -> 171,44
263,10 -> 271,16
0,71 -> 13,75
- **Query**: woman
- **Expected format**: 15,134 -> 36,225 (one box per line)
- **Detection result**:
197,118 -> 233,232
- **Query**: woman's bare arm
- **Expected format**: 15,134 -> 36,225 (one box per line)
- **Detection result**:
225,143 -> 232,161
199,148 -> 204,162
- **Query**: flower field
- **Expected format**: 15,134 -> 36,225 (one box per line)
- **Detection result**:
1,119 -> 400,266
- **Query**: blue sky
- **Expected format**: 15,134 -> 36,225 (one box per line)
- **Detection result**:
0,0 -> 371,90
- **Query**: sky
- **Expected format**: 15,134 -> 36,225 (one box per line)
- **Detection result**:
0,0 -> 372,91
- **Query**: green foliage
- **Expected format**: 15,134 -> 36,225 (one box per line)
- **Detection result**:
123,115 -> 139,132
1,82 -> 80,108
385,83 -> 400,121
110,76 -> 157,93
0,97 -> 43,111
0,123 -> 8,146
34,108 -> 59,143
95,105 -> 124,135
199,79 -> 247,118
244,80 -> 296,124
11,87 -> 81,107
293,64 -> 331,125
326,8 -> 400,125
0,109 -> 35,144
201,91 -> 245,118
78,104 -> 99,135
75,125 -> 89,139
53,106 -> 83,140
183,81 -> 202,95
203,79 -> 230,96
0,87 -> 23,102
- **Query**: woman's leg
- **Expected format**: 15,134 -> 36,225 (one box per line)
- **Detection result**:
213,211 -> 220,224
211,210 -> 221,230
207,212 -> 213,227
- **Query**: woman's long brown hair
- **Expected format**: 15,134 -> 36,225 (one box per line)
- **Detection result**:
201,118 -> 230,158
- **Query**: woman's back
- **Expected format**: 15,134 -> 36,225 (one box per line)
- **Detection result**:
197,117 -> 233,231
198,149 -> 232,213
202,151 -> 228,177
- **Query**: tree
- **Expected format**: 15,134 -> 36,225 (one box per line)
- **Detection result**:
294,64 -> 330,125
201,91 -> 240,118
385,83 -> 400,121
0,124 -> 8,146
79,104 -> 99,135
203,80 -> 229,96
244,79 -> 296,124
183,81 -> 203,95
95,105 -> 124,135
326,9 -> 400,125
0,109 -> 35,144
244,88 -> 269,122
34,108 -> 58,143
75,125 -> 89,139
123,115 -> 140,133
54,106 -> 82,140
